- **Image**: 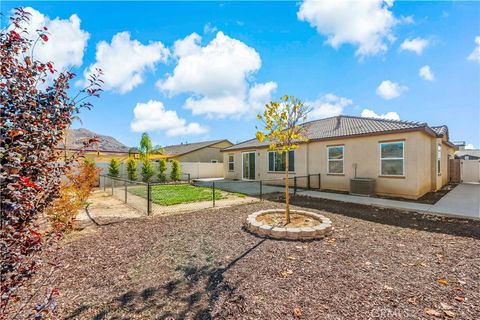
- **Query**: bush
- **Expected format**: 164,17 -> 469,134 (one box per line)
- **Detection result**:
126,157 -> 137,181
141,158 -> 154,182
0,9 -> 102,314
170,160 -> 181,181
108,158 -> 121,177
46,158 -> 100,232
158,159 -> 167,182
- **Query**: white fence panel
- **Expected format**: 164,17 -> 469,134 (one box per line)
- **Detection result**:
96,161 -> 223,179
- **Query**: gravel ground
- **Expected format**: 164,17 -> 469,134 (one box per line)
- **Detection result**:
11,196 -> 480,320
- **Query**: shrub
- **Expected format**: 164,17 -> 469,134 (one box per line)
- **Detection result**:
126,157 -> 137,181
141,158 -> 154,182
0,8 -> 102,315
170,160 -> 181,181
46,158 -> 100,232
108,158 -> 121,177
158,159 -> 167,182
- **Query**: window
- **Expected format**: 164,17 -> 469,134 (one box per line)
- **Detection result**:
228,154 -> 234,171
211,159 -> 218,163
327,146 -> 344,174
268,150 -> 294,172
380,141 -> 404,176
437,144 -> 441,174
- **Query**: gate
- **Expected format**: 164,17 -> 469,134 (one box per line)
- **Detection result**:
449,159 -> 461,183
461,159 -> 480,183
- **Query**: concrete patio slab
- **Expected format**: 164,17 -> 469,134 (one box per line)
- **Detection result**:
298,183 -> 480,220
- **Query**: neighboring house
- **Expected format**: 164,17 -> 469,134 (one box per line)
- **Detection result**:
163,139 -> 233,163
453,142 -> 480,160
452,142 -> 480,182
222,115 -> 456,199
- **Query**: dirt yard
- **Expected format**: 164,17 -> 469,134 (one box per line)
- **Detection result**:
12,195 -> 480,319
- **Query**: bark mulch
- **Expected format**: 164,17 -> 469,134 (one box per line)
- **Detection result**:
13,197 -> 480,320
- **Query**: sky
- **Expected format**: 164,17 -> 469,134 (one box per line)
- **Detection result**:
2,1 -> 480,149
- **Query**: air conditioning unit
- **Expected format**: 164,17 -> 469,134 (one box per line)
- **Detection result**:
350,178 -> 376,197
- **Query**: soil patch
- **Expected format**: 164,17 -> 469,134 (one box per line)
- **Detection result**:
257,211 -> 321,228
8,197 -> 480,319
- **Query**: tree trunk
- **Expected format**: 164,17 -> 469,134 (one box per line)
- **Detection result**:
285,153 -> 290,224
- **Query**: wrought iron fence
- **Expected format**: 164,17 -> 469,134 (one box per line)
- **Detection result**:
99,173 -> 322,215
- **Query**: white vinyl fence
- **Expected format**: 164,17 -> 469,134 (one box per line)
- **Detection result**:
97,161 -> 223,179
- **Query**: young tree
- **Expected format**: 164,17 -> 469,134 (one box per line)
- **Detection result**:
170,160 -> 181,181
141,158 -> 155,182
46,158 -> 100,232
140,132 -> 153,158
0,8 -> 102,316
126,157 -> 138,181
158,159 -> 167,182
108,158 -> 121,177
256,95 -> 310,224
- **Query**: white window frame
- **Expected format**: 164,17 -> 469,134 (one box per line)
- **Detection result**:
327,145 -> 344,174
379,141 -> 405,177
437,144 -> 441,175
228,154 -> 234,171
268,150 -> 294,172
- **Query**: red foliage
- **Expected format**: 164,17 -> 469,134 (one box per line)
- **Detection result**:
0,8 -> 102,318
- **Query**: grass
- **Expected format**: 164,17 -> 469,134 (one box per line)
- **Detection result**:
128,183 -> 224,206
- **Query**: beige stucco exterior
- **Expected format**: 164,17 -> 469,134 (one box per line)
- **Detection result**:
170,140 -> 233,163
223,130 -> 455,199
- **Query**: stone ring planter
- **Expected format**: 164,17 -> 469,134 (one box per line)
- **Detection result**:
245,209 -> 333,240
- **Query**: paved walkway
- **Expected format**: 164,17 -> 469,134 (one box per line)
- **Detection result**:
298,183 -> 480,220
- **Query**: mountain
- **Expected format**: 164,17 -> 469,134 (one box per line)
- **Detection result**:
60,128 -> 129,152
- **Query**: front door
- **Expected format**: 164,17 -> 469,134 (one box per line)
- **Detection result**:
242,152 -> 256,180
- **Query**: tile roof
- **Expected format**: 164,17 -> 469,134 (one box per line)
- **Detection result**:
164,139 -> 230,156
223,115 -> 448,151
431,125 -> 449,138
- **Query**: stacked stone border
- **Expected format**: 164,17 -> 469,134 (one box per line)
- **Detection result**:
244,209 -> 333,240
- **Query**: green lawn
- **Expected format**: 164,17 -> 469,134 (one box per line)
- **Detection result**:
128,183 -> 224,206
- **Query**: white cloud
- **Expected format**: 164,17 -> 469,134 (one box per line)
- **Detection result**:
203,23 -> 218,34
297,0 -> 397,57
19,7 -> 89,72
400,37 -> 429,55
82,32 -> 169,94
361,109 -> 400,120
419,65 -> 435,81
130,100 -> 208,137
307,93 -> 353,120
465,143 -> 476,150
248,82 -> 278,110
467,36 -> 480,63
173,32 -> 202,57
158,32 -> 276,118
376,80 -> 408,100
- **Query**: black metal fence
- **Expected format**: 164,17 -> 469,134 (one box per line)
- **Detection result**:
99,174 -> 322,215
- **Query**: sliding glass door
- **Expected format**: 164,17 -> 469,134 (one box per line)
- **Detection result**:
242,152 -> 256,180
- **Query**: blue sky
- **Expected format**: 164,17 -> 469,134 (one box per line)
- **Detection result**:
3,1 -> 480,148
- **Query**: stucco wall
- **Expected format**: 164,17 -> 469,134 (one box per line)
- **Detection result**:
223,130 -> 450,199
176,140 -> 233,163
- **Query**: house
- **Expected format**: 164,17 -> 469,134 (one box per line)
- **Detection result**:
163,139 -> 233,163
453,142 -> 480,160
221,115 -> 456,199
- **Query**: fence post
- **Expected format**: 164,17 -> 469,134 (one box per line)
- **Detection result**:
294,176 -> 297,195
103,176 -> 106,192
259,180 -> 263,201
124,179 -> 127,203
307,175 -> 311,190
111,178 -> 114,195
212,181 -> 216,207
318,173 -> 321,190
188,173 -> 191,183
147,182 -> 151,215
